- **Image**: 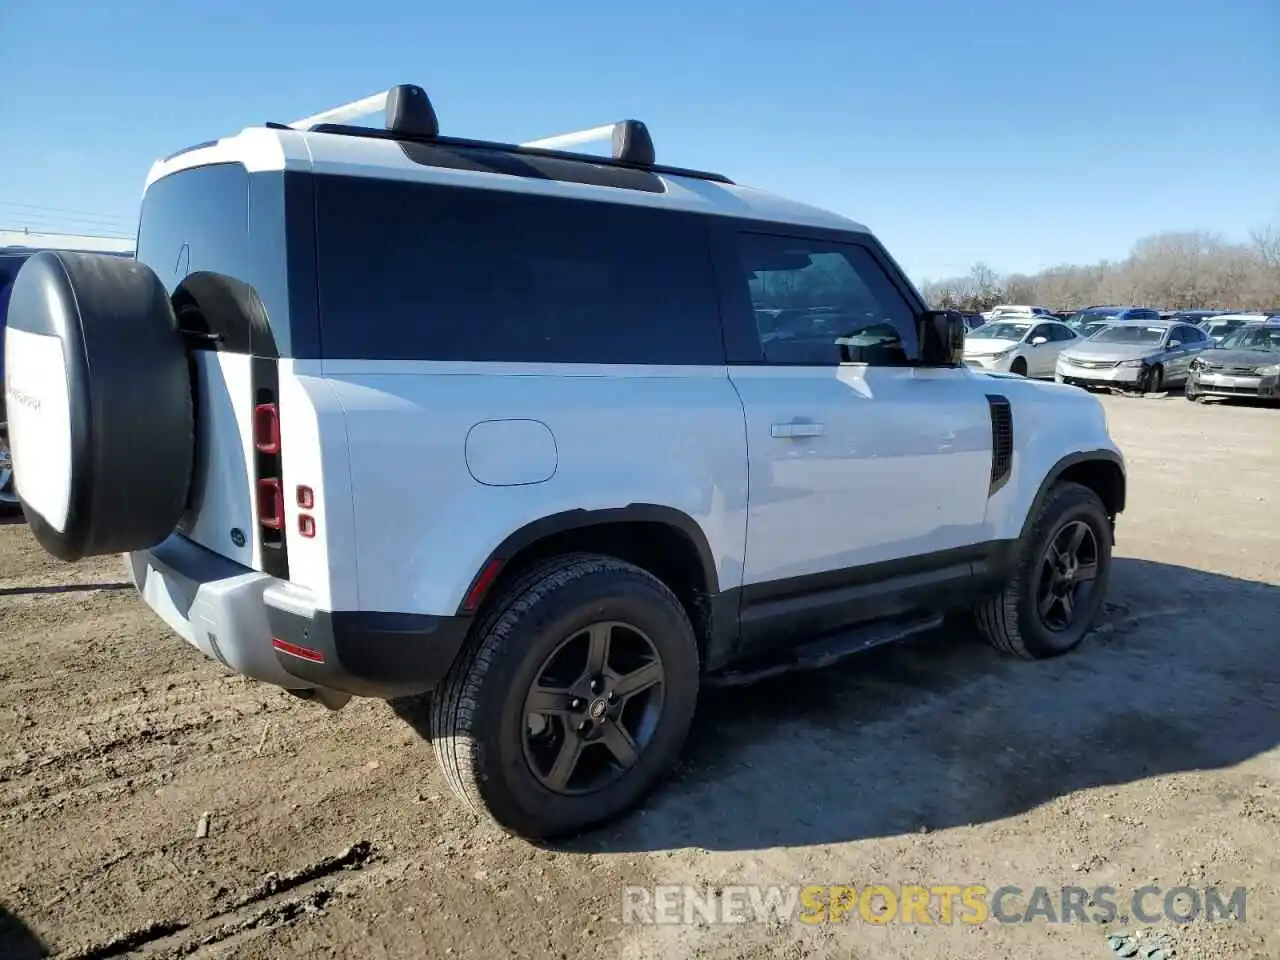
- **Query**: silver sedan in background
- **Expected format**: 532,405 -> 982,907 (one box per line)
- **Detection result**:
1055,319 -> 1215,393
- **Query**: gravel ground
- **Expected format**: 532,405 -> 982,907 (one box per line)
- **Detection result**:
0,393 -> 1277,960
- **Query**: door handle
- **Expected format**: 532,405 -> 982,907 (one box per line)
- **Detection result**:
771,421 -> 826,439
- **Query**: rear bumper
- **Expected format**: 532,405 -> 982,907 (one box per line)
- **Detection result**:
126,534 -> 472,699
1187,370 -> 1280,399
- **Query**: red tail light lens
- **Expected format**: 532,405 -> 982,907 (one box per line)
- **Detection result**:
254,403 -> 280,454
296,485 -> 314,509
298,514 -> 316,538
257,478 -> 284,529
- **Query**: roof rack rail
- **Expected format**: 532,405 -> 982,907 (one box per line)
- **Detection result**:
522,121 -> 656,166
275,83 -> 730,184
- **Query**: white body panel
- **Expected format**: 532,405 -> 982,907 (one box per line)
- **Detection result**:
274,359 -> 360,611
972,373 -> 1121,541
729,364 -> 992,584
321,361 -> 750,616
180,352 -> 258,567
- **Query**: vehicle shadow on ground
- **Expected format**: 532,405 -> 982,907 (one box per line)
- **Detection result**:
0,905 -> 47,960
555,557 -> 1280,853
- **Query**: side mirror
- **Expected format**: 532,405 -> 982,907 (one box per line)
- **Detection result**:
1030,336 -> 1048,346
918,309 -> 966,366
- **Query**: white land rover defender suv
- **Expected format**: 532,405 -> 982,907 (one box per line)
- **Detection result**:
3,84 -> 1125,839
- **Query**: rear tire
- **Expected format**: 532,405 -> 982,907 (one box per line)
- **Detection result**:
431,554 -> 700,839
3,252 -> 193,559
975,482 -> 1112,660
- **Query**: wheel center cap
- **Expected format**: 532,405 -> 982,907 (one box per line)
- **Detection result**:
587,698 -> 608,720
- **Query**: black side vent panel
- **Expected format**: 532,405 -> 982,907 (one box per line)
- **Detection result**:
986,394 -> 1013,495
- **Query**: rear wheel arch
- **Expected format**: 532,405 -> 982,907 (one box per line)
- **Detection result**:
459,505 -> 721,654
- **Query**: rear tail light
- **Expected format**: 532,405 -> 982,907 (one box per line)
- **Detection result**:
298,514 -> 316,538
257,478 -> 284,530
254,403 -> 280,454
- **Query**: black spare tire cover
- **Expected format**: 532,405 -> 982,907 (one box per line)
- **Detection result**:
3,251 -> 193,561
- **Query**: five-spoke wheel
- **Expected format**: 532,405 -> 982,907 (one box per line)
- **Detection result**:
521,621 -> 666,796
431,555 -> 700,839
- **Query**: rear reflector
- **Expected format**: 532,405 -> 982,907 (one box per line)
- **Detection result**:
254,403 -> 281,454
272,637 -> 325,663
462,558 -> 503,613
257,478 -> 284,530
296,485 -> 315,509
298,514 -> 316,538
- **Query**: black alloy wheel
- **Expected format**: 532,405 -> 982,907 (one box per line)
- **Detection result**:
1033,519 -> 1100,633
521,620 -> 665,796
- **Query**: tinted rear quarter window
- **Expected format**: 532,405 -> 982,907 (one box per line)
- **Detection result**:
137,163 -> 250,296
313,176 -> 725,364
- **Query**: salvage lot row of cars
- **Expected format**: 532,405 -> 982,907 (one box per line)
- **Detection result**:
962,307 -> 1280,403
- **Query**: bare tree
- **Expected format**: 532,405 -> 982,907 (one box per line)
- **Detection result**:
920,221 -> 1280,312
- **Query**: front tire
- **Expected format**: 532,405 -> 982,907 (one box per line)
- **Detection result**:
431,554 -> 700,839
975,482 -> 1113,659
1141,364 -> 1164,394
1010,357 -> 1028,377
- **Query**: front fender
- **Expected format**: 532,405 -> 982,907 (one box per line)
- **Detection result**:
981,378 -> 1124,542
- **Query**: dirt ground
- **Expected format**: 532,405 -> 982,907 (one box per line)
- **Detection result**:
1,393 -> 1278,960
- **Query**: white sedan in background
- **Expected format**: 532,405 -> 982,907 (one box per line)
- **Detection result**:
962,317 -> 1082,378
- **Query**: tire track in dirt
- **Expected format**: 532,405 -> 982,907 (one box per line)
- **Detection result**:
55,841 -> 378,959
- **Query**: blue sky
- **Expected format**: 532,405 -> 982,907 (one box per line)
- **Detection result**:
1,0 -> 1276,282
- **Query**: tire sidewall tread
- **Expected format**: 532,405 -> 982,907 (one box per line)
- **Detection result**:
977,481 -> 1113,660
431,553 -> 700,838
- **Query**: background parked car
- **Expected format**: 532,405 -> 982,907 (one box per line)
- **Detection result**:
1078,319 -> 1115,339
1200,313 -> 1267,344
1160,309 -> 1225,323
987,304 -> 1054,320
1185,319 -> 1280,404
962,317 -> 1080,378
1062,305 -> 1162,331
1055,319 -> 1213,393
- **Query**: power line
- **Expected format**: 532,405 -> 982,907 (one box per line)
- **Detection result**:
0,226 -> 134,241
0,200 -> 134,224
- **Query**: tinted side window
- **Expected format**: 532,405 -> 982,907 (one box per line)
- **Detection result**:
313,176 -> 724,364
729,232 -> 919,366
136,163 -> 250,296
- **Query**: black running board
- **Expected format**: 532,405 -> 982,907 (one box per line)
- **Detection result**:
705,613 -> 944,688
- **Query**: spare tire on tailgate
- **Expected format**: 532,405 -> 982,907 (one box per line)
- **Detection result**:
3,251 -> 193,560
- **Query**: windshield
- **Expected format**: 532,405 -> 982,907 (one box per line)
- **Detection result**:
1081,321 -> 1111,338
969,321 -> 1031,340
1205,320 -> 1246,336
1090,325 -> 1168,346
1220,326 -> 1280,351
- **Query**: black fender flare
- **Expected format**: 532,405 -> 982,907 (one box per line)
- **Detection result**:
457,503 -> 720,616
1018,449 -> 1126,544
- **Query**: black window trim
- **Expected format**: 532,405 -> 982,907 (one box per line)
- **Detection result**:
706,218 -> 925,367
